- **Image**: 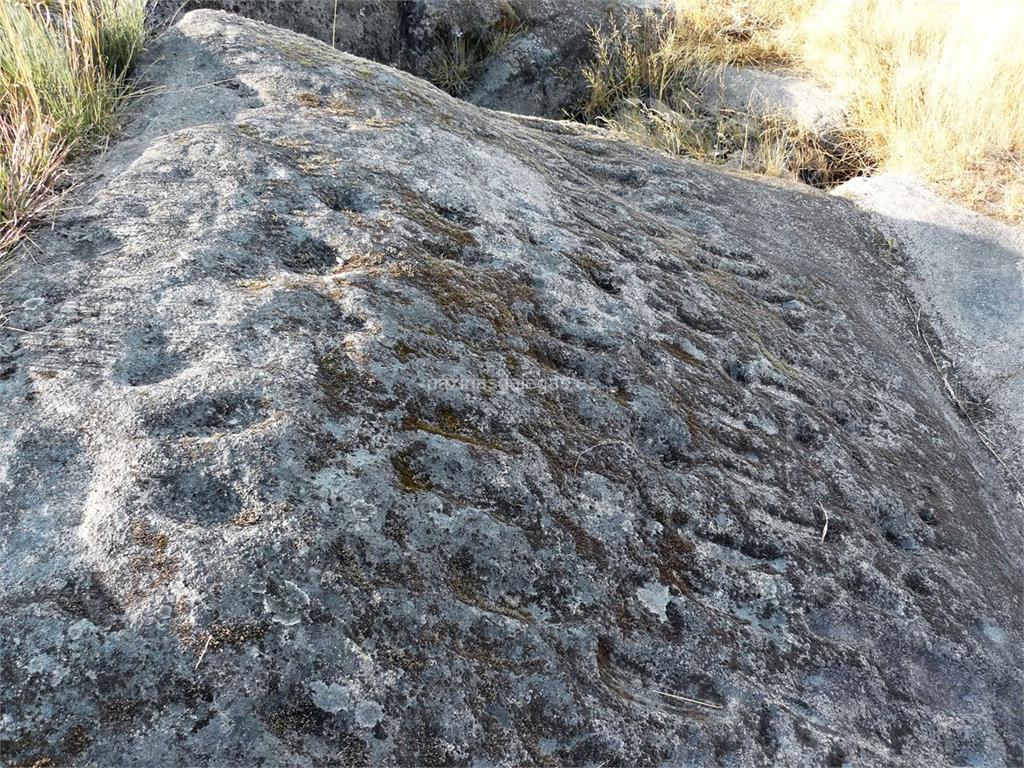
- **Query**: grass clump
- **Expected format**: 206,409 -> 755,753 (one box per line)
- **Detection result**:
600,96 -> 867,186
579,0 -> 812,119
581,0 -> 1024,220
1,0 -> 145,260
427,11 -> 522,97
579,7 -> 856,186
792,0 -> 1024,221
579,8 -> 691,119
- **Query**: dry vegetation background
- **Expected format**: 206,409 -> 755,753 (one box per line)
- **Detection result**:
583,0 -> 1024,221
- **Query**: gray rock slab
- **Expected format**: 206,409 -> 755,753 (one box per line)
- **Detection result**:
1,12 -> 1021,767
699,64 -> 846,134
837,172 -> 1024,476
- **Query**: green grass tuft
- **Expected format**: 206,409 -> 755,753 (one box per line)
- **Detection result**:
0,0 -> 145,260
426,11 -> 523,97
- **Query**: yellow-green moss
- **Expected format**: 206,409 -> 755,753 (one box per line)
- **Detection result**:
446,558 -> 534,625
209,621 -> 267,647
235,122 -> 261,140
394,341 -> 417,362
504,353 -> 522,376
403,406 -> 509,452
411,255 -> 532,335
398,193 -> 479,253
391,449 -> 434,492
268,36 -> 321,67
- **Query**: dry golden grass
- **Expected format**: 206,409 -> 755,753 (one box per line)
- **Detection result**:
583,0 -> 1024,221
791,0 -> 1024,221
600,96 -> 867,187
0,0 -> 145,260
579,7 -> 847,186
665,0 -> 813,67
579,9 -> 692,119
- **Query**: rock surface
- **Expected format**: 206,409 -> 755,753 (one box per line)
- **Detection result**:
838,173 -> 1024,482
699,65 -> 846,134
147,0 -> 609,117
1,11 -> 1021,767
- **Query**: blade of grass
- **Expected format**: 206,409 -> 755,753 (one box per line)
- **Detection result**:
0,0 -> 145,262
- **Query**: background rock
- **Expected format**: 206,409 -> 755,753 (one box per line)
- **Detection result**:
699,64 -> 847,134
1,11 -> 1021,767
146,0 -> 612,116
147,0 -> 404,59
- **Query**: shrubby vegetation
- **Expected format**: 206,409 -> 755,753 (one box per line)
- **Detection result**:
581,0 -> 1024,220
426,9 -> 522,97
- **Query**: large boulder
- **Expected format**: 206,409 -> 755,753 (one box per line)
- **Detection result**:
1,11 -> 1020,767
146,0 -> 610,117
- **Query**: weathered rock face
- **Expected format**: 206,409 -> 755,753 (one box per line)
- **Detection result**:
1,11 -> 1021,767
837,173 -> 1024,479
148,0 -> 406,61
147,0 -> 607,117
